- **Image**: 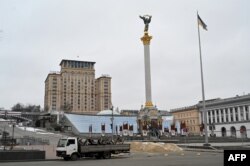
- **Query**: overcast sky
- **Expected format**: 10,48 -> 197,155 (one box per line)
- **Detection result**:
0,0 -> 249,110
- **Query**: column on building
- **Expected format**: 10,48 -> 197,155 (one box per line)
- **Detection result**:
214,109 -> 218,123
248,105 -> 250,120
210,110 -> 213,124
199,111 -> 202,124
223,108 -> 227,123
219,109 -> 222,123
206,110 -> 209,123
207,110 -> 209,124
237,106 -> 241,121
243,105 -> 247,121
232,107 -> 236,122
201,111 -> 205,124
227,108 -> 231,122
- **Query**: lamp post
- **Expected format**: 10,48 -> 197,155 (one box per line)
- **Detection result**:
111,106 -> 114,140
3,125 -> 6,150
11,123 -> 15,149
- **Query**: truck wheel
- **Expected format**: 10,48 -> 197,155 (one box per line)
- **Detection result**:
95,153 -> 102,159
103,152 -> 111,159
71,153 -> 78,161
63,157 -> 70,161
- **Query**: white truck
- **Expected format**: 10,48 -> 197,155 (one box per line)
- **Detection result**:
56,137 -> 130,161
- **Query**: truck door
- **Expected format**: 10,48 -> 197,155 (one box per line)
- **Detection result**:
66,138 -> 77,155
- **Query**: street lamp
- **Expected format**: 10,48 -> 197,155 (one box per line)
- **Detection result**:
111,106 -> 114,140
11,124 -> 15,149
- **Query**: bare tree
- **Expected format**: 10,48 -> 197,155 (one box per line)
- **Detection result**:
11,103 -> 41,112
11,103 -> 24,112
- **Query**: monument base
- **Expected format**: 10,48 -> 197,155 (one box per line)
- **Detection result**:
145,101 -> 154,108
138,106 -> 161,139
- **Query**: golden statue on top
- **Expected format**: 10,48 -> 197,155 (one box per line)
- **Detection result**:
139,15 -> 152,33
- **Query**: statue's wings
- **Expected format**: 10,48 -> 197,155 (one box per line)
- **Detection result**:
148,16 -> 152,22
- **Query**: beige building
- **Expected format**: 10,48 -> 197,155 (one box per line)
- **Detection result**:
44,72 -> 61,112
170,105 -> 200,135
44,59 -> 112,113
95,75 -> 112,111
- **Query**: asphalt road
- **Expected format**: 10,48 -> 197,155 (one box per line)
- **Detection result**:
0,151 -> 223,166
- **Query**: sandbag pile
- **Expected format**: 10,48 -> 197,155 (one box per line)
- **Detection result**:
130,142 -> 182,153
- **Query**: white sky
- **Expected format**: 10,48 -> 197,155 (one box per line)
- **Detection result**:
0,0 -> 249,110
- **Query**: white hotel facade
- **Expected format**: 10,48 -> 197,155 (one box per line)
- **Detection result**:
198,94 -> 250,138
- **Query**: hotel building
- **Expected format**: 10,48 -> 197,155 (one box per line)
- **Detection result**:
44,59 -> 111,113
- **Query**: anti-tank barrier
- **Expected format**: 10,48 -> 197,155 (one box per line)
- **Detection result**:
16,136 -> 50,145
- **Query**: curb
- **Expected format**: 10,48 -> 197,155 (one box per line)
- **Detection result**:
0,159 -> 60,163
183,148 -> 223,153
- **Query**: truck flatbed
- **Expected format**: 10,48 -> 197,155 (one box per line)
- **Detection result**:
80,144 -> 130,153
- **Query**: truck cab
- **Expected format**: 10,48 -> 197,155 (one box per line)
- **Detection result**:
56,137 -> 79,160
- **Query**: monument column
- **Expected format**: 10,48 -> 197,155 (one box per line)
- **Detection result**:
141,33 -> 153,107
138,15 -> 164,138
140,15 -> 153,108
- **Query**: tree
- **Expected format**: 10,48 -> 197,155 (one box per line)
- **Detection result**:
25,105 -> 41,112
11,103 -> 24,112
11,103 -> 41,112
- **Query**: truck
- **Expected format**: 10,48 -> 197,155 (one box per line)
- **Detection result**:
56,136 -> 130,161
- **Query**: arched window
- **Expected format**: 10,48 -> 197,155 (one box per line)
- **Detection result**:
221,127 -> 227,137
240,126 -> 247,138
230,126 -> 236,137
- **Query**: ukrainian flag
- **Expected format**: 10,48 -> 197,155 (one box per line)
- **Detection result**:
198,14 -> 207,31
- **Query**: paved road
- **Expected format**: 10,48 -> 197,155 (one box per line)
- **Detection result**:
178,142 -> 250,147
0,151 -> 223,166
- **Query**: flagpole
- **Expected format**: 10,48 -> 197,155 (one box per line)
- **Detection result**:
197,11 -> 209,146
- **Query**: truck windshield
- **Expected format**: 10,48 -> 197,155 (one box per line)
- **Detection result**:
57,139 -> 67,147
